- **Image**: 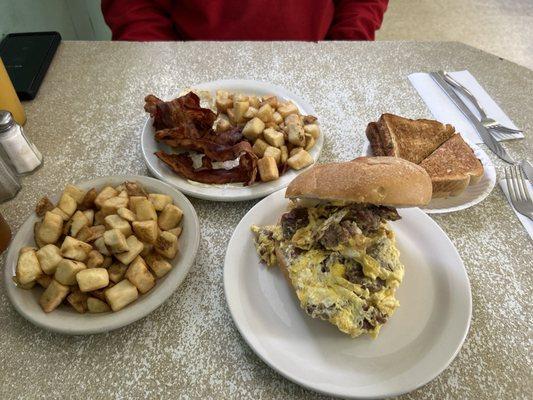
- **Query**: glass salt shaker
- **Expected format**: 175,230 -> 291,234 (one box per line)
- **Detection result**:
0,110 -> 43,175
0,152 -> 21,202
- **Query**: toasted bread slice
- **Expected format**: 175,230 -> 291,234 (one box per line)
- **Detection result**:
419,134 -> 484,198
366,114 -> 456,164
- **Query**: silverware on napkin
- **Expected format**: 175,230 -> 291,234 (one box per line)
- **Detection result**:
505,165 -> 533,221
429,71 -> 515,164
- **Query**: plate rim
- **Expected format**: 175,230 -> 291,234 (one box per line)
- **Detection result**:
360,138 -> 496,214
3,175 -> 200,335
223,189 -> 472,398
141,79 -> 324,202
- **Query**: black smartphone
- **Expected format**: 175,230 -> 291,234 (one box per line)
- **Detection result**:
0,32 -> 61,100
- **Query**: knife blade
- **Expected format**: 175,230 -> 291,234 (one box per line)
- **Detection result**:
520,160 -> 533,183
429,71 -> 515,164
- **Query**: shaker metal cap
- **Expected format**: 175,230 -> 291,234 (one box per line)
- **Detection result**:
0,110 -> 15,133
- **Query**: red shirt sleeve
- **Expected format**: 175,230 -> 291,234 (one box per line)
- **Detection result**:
101,0 -> 178,41
327,0 -> 389,40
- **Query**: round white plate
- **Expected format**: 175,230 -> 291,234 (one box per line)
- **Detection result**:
224,189 -> 471,399
361,139 -> 496,213
4,175 -> 200,335
141,79 -> 324,202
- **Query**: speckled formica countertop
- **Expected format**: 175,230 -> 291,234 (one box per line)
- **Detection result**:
0,41 -> 531,399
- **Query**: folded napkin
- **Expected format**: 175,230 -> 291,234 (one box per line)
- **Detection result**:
498,179 -> 533,240
408,70 -> 524,144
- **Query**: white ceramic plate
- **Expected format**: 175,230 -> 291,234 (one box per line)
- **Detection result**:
141,79 -> 324,202
361,138 -> 496,213
4,175 -> 200,335
224,189 -> 471,399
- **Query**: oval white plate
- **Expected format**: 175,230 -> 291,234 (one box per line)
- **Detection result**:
224,189 -> 471,399
361,138 -> 496,213
141,79 -> 324,202
4,175 -> 200,335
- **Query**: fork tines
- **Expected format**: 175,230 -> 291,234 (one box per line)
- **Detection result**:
505,165 -> 533,220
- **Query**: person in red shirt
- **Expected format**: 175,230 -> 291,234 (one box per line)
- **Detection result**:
102,0 -> 388,41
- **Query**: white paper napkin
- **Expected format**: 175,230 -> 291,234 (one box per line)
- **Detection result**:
408,70 -> 524,144
498,179 -> 533,240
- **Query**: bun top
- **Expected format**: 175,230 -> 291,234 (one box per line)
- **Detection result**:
286,157 -> 432,207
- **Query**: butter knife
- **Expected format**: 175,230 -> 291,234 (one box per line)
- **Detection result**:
429,71 -> 515,164
520,160 -> 533,183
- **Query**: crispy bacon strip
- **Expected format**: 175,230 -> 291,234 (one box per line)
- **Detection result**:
155,151 -> 257,186
155,129 -> 252,162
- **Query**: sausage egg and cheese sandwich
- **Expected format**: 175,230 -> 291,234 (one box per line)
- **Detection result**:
251,157 -> 432,338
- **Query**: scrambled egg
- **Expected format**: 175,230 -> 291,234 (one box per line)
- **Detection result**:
251,203 -> 404,338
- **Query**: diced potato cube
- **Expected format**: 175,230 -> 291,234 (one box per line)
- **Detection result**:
101,196 -> 129,216
94,186 -> 118,209
227,108 -> 237,125
34,222 -> 46,248
114,235 -> 144,265
154,231 -> 179,259
290,147 -> 303,157
215,117 -> 231,133
55,259 -> 87,286
135,198 -> 157,222
272,111 -> 283,124
303,115 -> 318,125
118,190 -> 129,200
132,220 -> 159,244
76,224 -> 105,243
263,146 -> 282,165
64,184 -> 86,205
76,268 -> 109,292
103,229 -> 129,253
36,244 -> 62,275
105,214 -> 132,237
287,149 -> 314,170
243,107 -> 257,119
35,197 -> 54,217
278,102 -> 299,118
304,124 -> 320,139
242,117 -> 265,141
61,236 -> 93,261
94,210 -> 105,225
16,249 -> 42,285
12,276 -> 35,289
280,145 -> 289,164
166,227 -> 182,238
115,183 -> 126,192
117,207 -> 136,222
284,113 -> 301,125
50,207 -> 69,221
305,134 -> 315,150
37,211 -> 63,245
248,95 -> 261,108
216,97 -> 233,113
124,181 -> 147,197
94,236 -> 110,256
233,93 -> 248,102
36,274 -> 52,288
129,196 -> 145,212
257,157 -> 279,182
80,188 -> 97,210
148,193 -> 172,211
104,279 -> 139,311
158,204 -> 183,231
263,128 -> 285,148
141,242 -> 154,257
260,95 -> 278,109
67,290 -> 88,313
86,250 -> 104,268
83,209 -> 94,225
233,101 -> 250,123
108,262 -> 128,283
145,253 -> 173,278
256,104 -> 273,122
125,256 -> 155,294
39,280 -> 70,312
252,138 -> 270,158
70,210 -> 90,237
287,124 -> 306,146
87,297 -> 110,313
58,193 -> 77,217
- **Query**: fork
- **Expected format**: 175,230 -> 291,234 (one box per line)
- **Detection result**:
442,71 -> 523,135
505,165 -> 533,221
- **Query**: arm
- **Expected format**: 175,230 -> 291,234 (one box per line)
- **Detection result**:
327,0 -> 389,40
101,0 -> 178,41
